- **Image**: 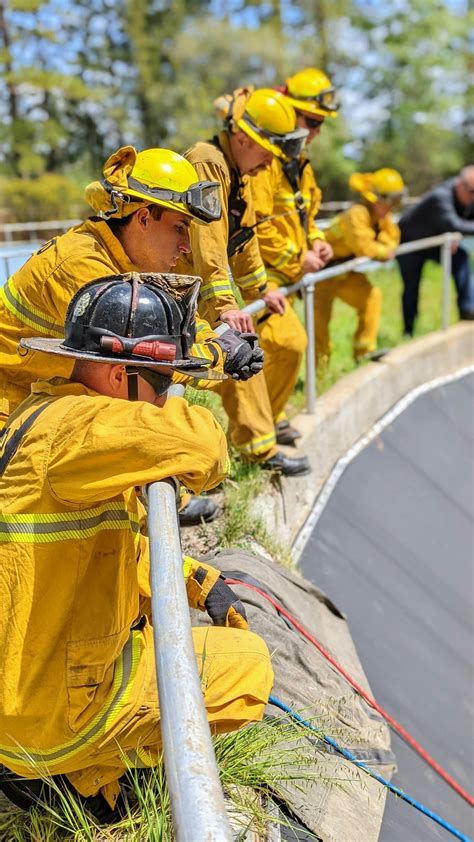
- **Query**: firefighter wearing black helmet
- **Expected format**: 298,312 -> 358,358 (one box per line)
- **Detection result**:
0,272 -> 273,822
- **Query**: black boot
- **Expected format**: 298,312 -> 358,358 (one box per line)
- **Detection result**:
178,496 -> 219,527
275,420 -> 302,446
261,451 -> 311,477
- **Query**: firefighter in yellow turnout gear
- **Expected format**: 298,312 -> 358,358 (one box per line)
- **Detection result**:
176,88 -> 310,475
317,169 -> 403,363
251,68 -> 337,443
0,146 -> 263,525
0,274 -> 273,821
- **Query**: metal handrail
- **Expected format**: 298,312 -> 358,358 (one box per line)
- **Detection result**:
240,232 -> 462,413
147,481 -> 232,841
0,219 -> 81,242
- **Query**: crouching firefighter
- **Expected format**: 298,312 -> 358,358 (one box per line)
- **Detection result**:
0,144 -> 264,526
0,272 -> 273,822
317,169 -> 404,364
176,87 -> 310,476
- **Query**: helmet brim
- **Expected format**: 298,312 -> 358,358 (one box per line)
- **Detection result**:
236,118 -> 285,159
283,94 -> 338,119
19,337 -> 226,381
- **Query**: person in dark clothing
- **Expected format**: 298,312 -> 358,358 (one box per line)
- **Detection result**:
397,166 -> 474,335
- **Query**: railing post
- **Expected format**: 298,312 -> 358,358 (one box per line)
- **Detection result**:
441,237 -> 452,331
147,480 -> 232,842
304,282 -> 317,414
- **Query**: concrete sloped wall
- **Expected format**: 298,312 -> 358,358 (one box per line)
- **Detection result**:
256,323 -> 474,552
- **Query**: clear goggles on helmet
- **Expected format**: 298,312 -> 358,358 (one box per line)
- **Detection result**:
293,86 -> 338,113
375,189 -> 406,205
108,176 -> 222,222
242,115 -> 309,160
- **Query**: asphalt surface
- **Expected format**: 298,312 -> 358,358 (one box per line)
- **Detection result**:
300,371 -> 474,841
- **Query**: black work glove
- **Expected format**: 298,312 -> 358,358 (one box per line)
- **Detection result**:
217,329 -> 264,381
204,575 -> 249,629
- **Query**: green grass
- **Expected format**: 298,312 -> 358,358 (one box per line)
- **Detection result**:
0,716 -> 339,840
313,260 -> 459,395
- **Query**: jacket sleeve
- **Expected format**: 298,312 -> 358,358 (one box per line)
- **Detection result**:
47,395 -> 229,504
304,164 -> 326,244
345,205 -> 394,260
186,159 -> 239,327
183,555 -> 221,609
378,215 -> 401,249
429,184 -> 474,235
251,164 -> 303,282
229,176 -> 268,304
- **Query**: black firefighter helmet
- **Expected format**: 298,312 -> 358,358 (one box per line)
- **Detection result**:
20,272 -> 223,397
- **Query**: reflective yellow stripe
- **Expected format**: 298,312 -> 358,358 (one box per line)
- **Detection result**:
200,278 -> 234,300
190,341 -> 216,364
0,502 -> 140,544
0,632 -> 142,767
237,431 -> 276,456
274,241 -> 298,269
266,269 -> 288,287
235,265 -> 266,290
0,277 -> 63,337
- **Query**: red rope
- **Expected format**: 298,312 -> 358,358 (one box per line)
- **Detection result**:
225,578 -> 474,807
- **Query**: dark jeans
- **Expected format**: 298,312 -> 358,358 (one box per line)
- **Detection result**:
397,245 -> 474,335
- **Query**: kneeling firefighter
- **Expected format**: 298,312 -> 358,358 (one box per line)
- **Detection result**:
251,67 -> 337,444
0,145 -> 265,525
316,168 -> 404,363
0,272 -> 273,822
176,87 -> 311,476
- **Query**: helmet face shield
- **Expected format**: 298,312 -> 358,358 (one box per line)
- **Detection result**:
375,189 -> 406,206
274,127 -> 309,159
295,86 -> 338,113
240,114 -> 308,160
125,176 -> 221,222
185,182 -> 222,222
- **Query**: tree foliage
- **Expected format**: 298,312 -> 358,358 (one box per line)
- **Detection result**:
0,0 -> 470,219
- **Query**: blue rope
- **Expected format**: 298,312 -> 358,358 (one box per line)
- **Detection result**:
268,694 -> 472,842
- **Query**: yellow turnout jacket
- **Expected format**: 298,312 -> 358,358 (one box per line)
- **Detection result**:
0,379 -> 228,776
251,155 -> 325,287
325,203 -> 400,261
0,219 -> 222,420
176,131 -> 268,327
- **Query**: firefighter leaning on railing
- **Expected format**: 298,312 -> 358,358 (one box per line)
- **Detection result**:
0,273 -> 273,824
0,145 -> 265,526
316,168 -> 405,364
175,87 -> 310,476
251,67 -> 337,444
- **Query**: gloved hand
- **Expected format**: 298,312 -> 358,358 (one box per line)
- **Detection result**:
204,575 -> 249,629
216,329 -> 264,381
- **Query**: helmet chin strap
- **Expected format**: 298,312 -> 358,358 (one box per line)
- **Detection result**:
125,366 -> 139,401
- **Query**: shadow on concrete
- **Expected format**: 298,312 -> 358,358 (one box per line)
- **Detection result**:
300,371 -> 474,841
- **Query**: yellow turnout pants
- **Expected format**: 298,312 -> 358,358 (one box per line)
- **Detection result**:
257,298 -> 307,424
63,622 -> 273,803
220,370 -> 277,462
314,271 -> 382,363
220,296 -> 306,460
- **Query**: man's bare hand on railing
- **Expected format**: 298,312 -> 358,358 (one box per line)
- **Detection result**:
302,249 -> 326,273
220,308 -> 254,332
312,239 -> 333,265
263,288 -> 286,316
